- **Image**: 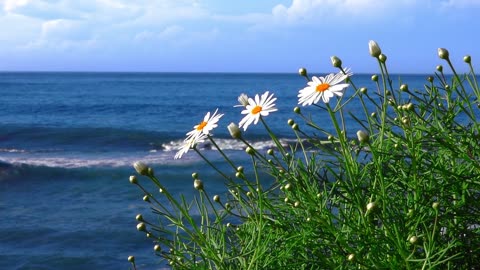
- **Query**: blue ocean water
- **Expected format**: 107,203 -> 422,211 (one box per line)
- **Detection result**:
0,72 -> 444,269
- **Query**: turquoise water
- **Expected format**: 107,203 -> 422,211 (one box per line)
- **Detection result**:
0,72 -> 453,269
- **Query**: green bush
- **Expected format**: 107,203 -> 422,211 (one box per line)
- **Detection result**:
128,42 -> 480,269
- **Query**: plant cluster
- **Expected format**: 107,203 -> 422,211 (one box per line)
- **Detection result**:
128,41 -> 480,269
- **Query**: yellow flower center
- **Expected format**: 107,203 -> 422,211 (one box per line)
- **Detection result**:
196,121 -> 207,131
251,105 -> 262,114
316,83 -> 330,92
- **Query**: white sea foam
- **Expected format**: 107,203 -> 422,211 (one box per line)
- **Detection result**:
161,138 -> 298,152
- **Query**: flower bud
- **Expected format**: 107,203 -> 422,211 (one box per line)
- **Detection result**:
292,123 -> 299,130
294,201 -> 300,208
432,201 -> 440,210
194,179 -> 204,190
371,112 -> 376,118
406,103 -> 414,111
438,48 -> 449,60
235,172 -> 242,178
154,245 -> 161,252
356,130 -> 369,144
246,146 -> 255,155
213,195 -> 220,202
400,84 -> 408,92
409,235 -> 418,245
284,197 -> 289,203
237,166 -> 244,173
128,256 -> 135,263
285,183 -> 292,191
464,55 -> 471,64
287,119 -> 295,126
293,106 -> 301,114
427,76 -> 434,83
135,214 -> 144,221
347,254 -> 355,261
267,148 -> 274,155
228,122 -> 242,139
366,201 -> 376,212
225,203 -> 230,209
371,74 -> 378,82
133,161 -> 149,176
136,222 -> 146,232
328,135 -> 334,141
368,40 -> 381,58
192,172 -> 199,179
237,93 -> 249,107
143,195 -> 150,202
159,188 -> 164,193
436,65 -> 443,72
379,54 -> 387,63
298,67 -> 307,77
330,56 -> 342,68
129,175 -> 138,185
360,87 -> 367,94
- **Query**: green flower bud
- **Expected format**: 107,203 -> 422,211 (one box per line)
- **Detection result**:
298,68 -> 307,77
235,172 -> 242,178
432,201 -> 440,210
409,235 -> 418,245
438,48 -> 449,60
368,40 -> 382,58
379,53 -> 387,63
228,122 -> 242,139
406,103 -> 414,111
366,201 -> 376,212
427,76 -> 434,83
356,130 -> 369,144
330,56 -> 342,68
225,203 -> 231,209
285,183 -> 292,191
267,148 -> 274,155
293,106 -> 301,114
328,135 -> 334,141
135,214 -> 143,221
146,232 -> 152,238
294,201 -> 300,208
347,254 -> 355,262
213,195 -> 220,202
360,87 -> 367,94
128,256 -> 135,263
436,65 -> 443,72
136,222 -> 146,232
192,172 -> 199,179
371,74 -> 378,82
237,166 -> 244,173
194,179 -> 204,190
154,245 -> 161,252
133,161 -> 149,176
400,84 -> 408,92
284,197 -> 289,203
287,119 -> 295,126
464,55 -> 471,64
292,123 -> 299,130
159,188 -> 164,193
129,175 -> 138,185
371,112 -> 377,118
246,146 -> 255,155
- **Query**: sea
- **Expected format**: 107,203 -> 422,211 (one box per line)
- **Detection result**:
0,72 -> 458,269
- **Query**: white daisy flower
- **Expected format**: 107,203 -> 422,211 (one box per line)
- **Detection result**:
298,69 -> 352,106
186,108 -> 224,138
175,109 -> 223,159
234,93 -> 249,107
238,91 -> 277,131
174,132 -> 207,159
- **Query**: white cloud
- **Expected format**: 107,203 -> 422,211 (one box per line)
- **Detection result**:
440,0 -> 480,8
269,0 -> 416,24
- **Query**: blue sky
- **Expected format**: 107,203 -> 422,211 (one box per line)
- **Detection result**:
0,0 -> 479,73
